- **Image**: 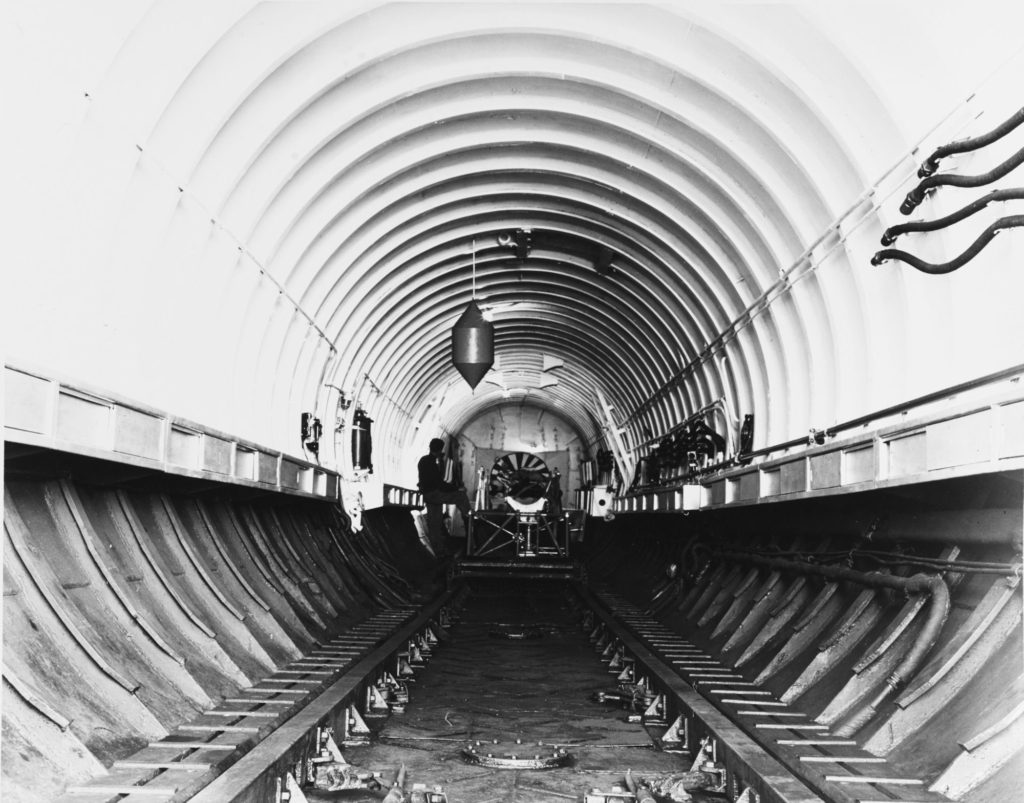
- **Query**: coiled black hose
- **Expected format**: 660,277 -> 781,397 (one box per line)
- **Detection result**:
919,106 -> 1024,178
872,214 -> 1024,273
881,188 -> 1024,245
901,146 -> 1024,214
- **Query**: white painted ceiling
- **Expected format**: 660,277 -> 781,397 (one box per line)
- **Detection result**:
7,1 -> 1024,479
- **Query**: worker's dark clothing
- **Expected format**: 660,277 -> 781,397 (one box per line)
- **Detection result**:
417,453 -> 454,493
417,452 -> 471,554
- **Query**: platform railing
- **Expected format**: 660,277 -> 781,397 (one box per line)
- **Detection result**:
607,365 -> 1024,514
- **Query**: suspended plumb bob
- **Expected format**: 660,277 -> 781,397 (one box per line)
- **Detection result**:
452,299 -> 494,389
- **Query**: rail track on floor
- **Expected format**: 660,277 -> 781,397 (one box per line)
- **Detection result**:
58,589 -> 462,803
57,579 -> 956,803
579,584 -> 956,803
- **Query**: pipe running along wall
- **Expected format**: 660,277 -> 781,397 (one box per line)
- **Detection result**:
710,550 -> 952,736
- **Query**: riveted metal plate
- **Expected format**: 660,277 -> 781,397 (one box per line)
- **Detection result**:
461,739 -> 570,769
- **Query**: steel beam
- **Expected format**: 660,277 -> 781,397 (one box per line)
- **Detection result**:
576,584 -> 821,803
189,592 -> 454,803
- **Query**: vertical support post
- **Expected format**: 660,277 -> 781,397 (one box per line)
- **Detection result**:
596,388 -> 635,490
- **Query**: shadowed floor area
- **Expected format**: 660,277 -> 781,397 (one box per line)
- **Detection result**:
315,580 -> 725,802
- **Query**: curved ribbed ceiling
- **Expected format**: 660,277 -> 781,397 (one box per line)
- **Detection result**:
187,3 -> 870,473
11,1 -> 1024,483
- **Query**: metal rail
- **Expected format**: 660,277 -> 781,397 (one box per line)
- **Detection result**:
578,584 -> 955,803
57,595 -> 455,802
189,592 -> 456,802
621,362 -> 1024,494
576,584 -> 823,803
748,364 -> 1024,464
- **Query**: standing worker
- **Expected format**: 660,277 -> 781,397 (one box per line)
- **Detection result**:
417,438 -> 471,556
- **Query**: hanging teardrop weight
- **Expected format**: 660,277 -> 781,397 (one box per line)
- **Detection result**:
451,299 -> 494,389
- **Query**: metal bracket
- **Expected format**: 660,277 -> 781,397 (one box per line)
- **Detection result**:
307,727 -> 383,792
659,715 -> 690,753
408,640 -> 426,667
409,782 -> 449,802
365,681 -> 391,718
396,653 -> 417,679
379,670 -> 410,713
690,736 -> 727,793
275,772 -> 309,803
313,726 -> 346,764
584,785 -> 636,802
642,693 -> 669,726
736,787 -> 761,803
600,639 -> 617,661
342,703 -> 372,745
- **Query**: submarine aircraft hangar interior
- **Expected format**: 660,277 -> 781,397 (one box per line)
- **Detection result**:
4,2 -> 1024,802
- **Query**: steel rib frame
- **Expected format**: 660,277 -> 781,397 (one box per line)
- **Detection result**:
187,590 -> 455,802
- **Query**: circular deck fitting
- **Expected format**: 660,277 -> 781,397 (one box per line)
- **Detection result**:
462,739 -> 570,769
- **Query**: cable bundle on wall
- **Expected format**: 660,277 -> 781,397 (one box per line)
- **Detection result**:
874,106 -> 1024,273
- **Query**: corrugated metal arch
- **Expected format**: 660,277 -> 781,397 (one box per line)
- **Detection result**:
14,1 -> 1023,485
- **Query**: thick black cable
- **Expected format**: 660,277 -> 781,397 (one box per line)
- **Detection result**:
919,106 -> 1024,178
872,214 -> 1024,273
857,558 -> 1016,576
882,188 -> 1024,245
901,146 -> 1024,214
711,546 -> 1020,575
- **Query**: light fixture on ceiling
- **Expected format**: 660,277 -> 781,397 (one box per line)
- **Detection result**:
451,239 -> 494,390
